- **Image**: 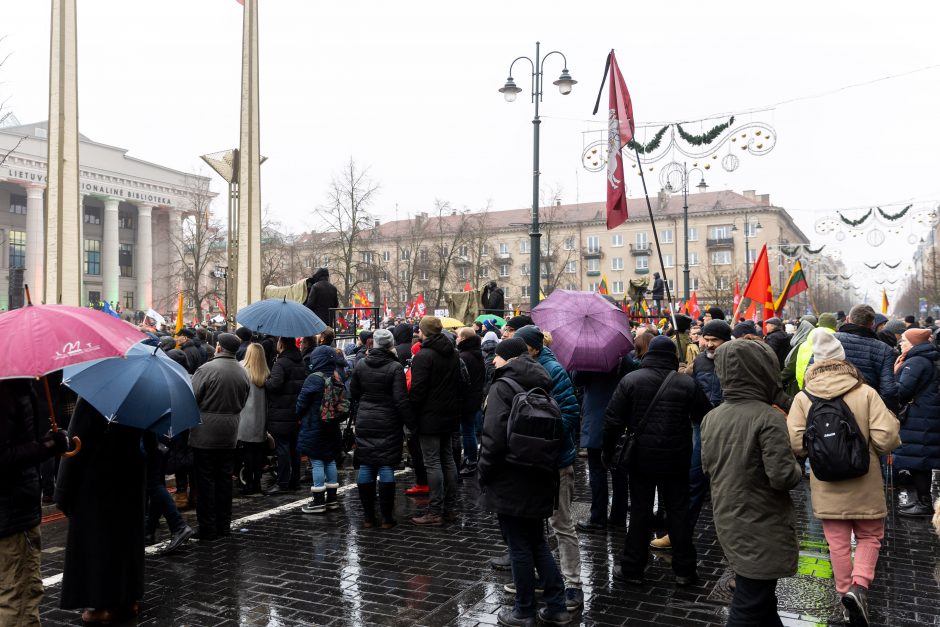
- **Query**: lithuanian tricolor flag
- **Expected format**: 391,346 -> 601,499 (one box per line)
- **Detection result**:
881,288 -> 889,315
598,274 -> 609,295
773,259 -> 809,315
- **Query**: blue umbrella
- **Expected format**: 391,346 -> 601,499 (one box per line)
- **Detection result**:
62,342 -> 200,437
236,297 -> 327,337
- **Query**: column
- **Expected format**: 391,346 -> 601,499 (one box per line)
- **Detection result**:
24,185 -> 45,297
101,197 -> 120,306
236,0 -> 262,311
136,204 -> 153,311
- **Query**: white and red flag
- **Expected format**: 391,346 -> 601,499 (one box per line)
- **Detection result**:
595,50 -> 634,231
415,293 -> 427,317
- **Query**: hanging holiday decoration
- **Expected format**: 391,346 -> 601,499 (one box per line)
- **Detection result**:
675,117 -> 735,146
627,125 -> 669,155
779,245 -> 800,257
877,205 -> 911,221
839,274 -> 853,280
884,261 -> 902,269
866,229 -> 886,247
803,244 -> 825,254
864,262 -> 882,269
838,209 -> 873,227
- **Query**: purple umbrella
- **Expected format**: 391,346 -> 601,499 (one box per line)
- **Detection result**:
531,290 -> 634,372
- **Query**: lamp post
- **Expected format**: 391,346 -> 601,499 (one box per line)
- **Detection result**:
670,164 -> 708,301
211,264 -> 229,329
732,209 -> 762,277
500,42 -> 576,310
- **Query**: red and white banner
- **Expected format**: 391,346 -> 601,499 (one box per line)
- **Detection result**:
604,50 -> 634,231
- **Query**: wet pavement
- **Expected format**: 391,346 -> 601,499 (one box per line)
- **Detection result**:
36,460 -> 940,626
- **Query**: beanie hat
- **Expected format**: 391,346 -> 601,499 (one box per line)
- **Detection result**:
732,320 -> 758,339
359,330 -> 374,344
705,307 -> 725,320
884,320 -> 907,335
648,335 -> 677,354
217,332 -> 241,354
674,314 -> 692,332
419,315 -> 443,336
817,313 -> 838,330
905,315 -> 917,324
836,310 -> 846,321
373,328 -> 394,350
158,336 -> 177,352
495,337 -> 528,361
873,314 -> 889,329
235,326 -> 253,342
903,328 -> 932,346
483,319 -> 498,333
505,315 -> 534,331
800,314 -> 818,326
177,328 -> 195,339
701,320 -> 732,342
811,329 -> 845,362
514,325 -> 544,351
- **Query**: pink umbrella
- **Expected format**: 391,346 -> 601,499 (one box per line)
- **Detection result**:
531,290 -> 634,373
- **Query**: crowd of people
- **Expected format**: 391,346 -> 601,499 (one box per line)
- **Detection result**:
3,272 -> 940,626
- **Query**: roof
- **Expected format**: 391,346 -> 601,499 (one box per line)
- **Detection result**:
0,120 -> 93,143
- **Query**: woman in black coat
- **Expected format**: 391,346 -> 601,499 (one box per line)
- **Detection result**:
349,329 -> 413,528
264,338 -> 308,494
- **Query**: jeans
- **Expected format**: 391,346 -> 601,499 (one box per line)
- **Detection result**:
587,448 -> 628,526
0,526 -> 42,625
460,410 -> 482,464
498,514 -> 566,617
146,446 -> 185,535
419,433 -> 458,515
727,575 -> 783,626
549,465 -> 581,588
688,422 -> 710,534
622,470 -> 696,579
272,431 -> 300,489
193,448 -> 235,536
311,458 -> 338,488
822,519 -> 884,595
407,433 -> 428,485
357,464 -> 395,483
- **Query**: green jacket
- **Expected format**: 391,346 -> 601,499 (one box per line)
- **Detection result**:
701,340 -> 802,580
794,326 -> 835,389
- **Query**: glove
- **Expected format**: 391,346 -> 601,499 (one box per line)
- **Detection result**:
42,430 -> 69,456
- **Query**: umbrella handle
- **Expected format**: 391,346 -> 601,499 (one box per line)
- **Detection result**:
62,436 -> 82,458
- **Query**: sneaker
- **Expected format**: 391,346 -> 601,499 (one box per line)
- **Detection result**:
842,585 -> 870,627
163,524 -> 194,555
490,551 -> 512,571
564,588 -> 584,611
405,484 -> 430,495
537,606 -> 572,626
411,512 -> 444,526
503,581 -> 544,595
650,534 -> 672,550
496,607 -> 536,627
898,501 -> 933,517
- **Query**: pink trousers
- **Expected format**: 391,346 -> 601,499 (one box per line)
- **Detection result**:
821,518 -> 885,595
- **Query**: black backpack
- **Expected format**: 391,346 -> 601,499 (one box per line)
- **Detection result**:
500,378 -> 564,473
802,389 -> 869,482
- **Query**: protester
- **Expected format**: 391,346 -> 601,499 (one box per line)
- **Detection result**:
392,322 -> 414,366
478,337 -> 571,627
238,343 -> 269,496
787,329 -> 900,626
502,315 -> 533,340
702,307 -> 725,323
235,326 -> 253,361
349,329 -> 412,528
482,280 -> 506,316
176,328 -> 204,375
481,330 -> 499,395
834,304 -> 899,412
701,340 -> 802,626
671,314 -> 694,368
303,267 -> 339,326
780,317 -> 818,396
296,345 -> 343,514
457,327 -> 486,476
763,317 -> 790,368
904,315 -> 918,329
143,432 -> 194,553
188,333 -> 251,541
651,272 -> 665,312
264,337 -> 308,495
732,320 -> 759,339
603,335 -> 712,586
878,319 -> 906,350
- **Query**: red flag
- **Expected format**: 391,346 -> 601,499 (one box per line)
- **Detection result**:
733,279 -> 741,312
735,244 -> 774,325
743,301 -> 757,323
463,281 -> 472,292
214,294 -> 226,317
687,291 -> 701,319
384,295 -> 392,318
604,51 -> 634,231
415,293 -> 427,317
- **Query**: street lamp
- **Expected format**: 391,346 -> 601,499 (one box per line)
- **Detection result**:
731,210 -> 763,277
665,164 -> 708,301
500,42 -> 576,310
211,264 -> 229,329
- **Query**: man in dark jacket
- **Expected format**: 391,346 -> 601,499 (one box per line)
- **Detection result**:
0,380 -> 67,624
603,336 -> 712,586
303,267 -> 339,327
234,326 -> 253,361
264,337 -> 309,495
651,272 -> 665,312
456,328 -> 486,476
763,317 -> 791,368
878,319 -> 905,350
482,280 -> 505,316
408,316 -> 461,526
176,328 -> 205,375
392,322 -> 414,366
478,338 -> 571,627
834,304 -> 899,412
188,333 -> 250,541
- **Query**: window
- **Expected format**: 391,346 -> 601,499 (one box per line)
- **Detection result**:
419,249 -> 428,262
710,225 -> 732,239
563,236 -> 576,251
321,255 -> 330,267
711,250 -> 732,265
688,227 -> 698,241
586,259 -> 599,272
519,240 -> 530,254
635,256 -> 649,270
521,262 -> 530,275
747,247 -> 758,264
663,254 -> 674,268
499,242 -> 509,255
458,245 -> 468,257
744,222 -> 759,237
400,248 -> 410,261
118,212 -> 134,230
381,271 -> 389,282
123,291 -> 134,310
716,275 -> 731,290
689,252 -> 700,266
84,239 -> 101,275
611,257 -> 624,271
9,194 -> 26,215
611,234 -> 624,247
399,270 -> 409,281
520,285 -> 530,299
635,232 -> 648,247
303,256 -> 313,268
481,244 -> 490,257
666,279 -> 675,292
587,236 -> 600,253
689,277 -> 700,291
84,206 -> 102,225
361,251 -> 374,264
419,270 -> 429,281
612,281 -> 624,294
564,261 -> 576,274
565,283 -> 578,291
458,266 -> 468,280
499,264 -> 510,277
440,245 -> 449,258
478,265 -> 489,278
88,291 -> 100,306
8,230 -> 25,268
587,282 -> 599,292
119,243 -> 133,277
382,250 -> 391,263
661,229 -> 673,244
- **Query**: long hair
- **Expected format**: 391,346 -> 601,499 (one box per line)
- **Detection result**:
242,343 -> 270,387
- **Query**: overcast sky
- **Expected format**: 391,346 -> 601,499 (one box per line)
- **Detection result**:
3,1 -> 939,301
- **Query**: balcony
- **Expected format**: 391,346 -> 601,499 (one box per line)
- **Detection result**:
635,268 -> 650,275
706,237 -> 734,249
583,246 -> 603,259
586,270 -> 601,277
454,256 -> 471,266
629,243 -> 651,256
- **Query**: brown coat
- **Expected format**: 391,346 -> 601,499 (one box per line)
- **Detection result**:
787,359 -> 901,520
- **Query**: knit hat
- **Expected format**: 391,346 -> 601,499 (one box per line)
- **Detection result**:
873,314 -> 889,329
800,314 -> 818,326
505,315 -> 534,331
217,332 -> 241,354
373,328 -> 394,350
495,337 -> 528,361
648,335 -> 677,355
701,320 -> 732,342
732,320 -> 758,339
514,325 -> 544,351
483,319 -> 498,333
235,326 -> 253,342
419,315 -> 443,336
905,315 -> 917,324
817,313 -> 838,330
884,320 -> 907,336
811,329 -> 845,362
359,330 -> 374,344
482,331 -> 499,344
705,307 -> 725,320
158,336 -> 177,352
903,328 -> 932,346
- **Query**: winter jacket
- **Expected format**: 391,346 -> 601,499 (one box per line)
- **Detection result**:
794,327 -> 835,390
483,285 -> 505,314
700,340 -> 802,580
877,329 -> 899,350
296,346 -> 342,461
392,323 -> 414,367
835,323 -> 899,412
303,268 -> 339,326
179,339 -> 204,375
787,359 -> 900,519
349,348 -> 413,467
535,347 -> 580,468
764,329 -> 791,369
894,342 -> 940,471
602,351 -> 712,474
477,355 -> 557,519
692,351 -> 723,406
781,320 -> 815,395
237,383 -> 266,443
264,346 -> 308,437
573,356 -> 638,450
408,333 -> 461,435
651,276 -> 664,299
458,334 -> 486,416
481,333 -> 498,396
189,353 -> 250,449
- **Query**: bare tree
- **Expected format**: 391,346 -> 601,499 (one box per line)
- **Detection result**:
428,199 -> 469,308
465,202 -> 494,290
695,262 -> 744,315
0,36 -> 25,168
385,212 -> 431,311
260,208 -> 290,288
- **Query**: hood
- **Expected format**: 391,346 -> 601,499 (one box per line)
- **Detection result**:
279,345 -> 302,363
714,339 -> 781,403
493,354 -> 552,390
803,359 -> 864,399
907,341 -> 940,362
790,320 -> 815,347
640,350 -> 679,371
363,347 -> 398,368
311,267 -> 329,283
392,323 -> 413,345
458,334 -> 482,353
306,345 -> 336,374
422,332 -> 456,358
482,331 -> 499,345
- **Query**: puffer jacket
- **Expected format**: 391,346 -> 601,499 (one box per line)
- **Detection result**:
303,268 -> 339,326
296,346 -> 341,461
894,342 -> 940,471
408,333 -> 461,435
189,353 -> 250,449
392,323 -> 414,367
835,323 -> 899,411
692,351 -> 722,406
349,348 -> 413,467
701,340 -> 802,580
477,354 -> 556,519
787,359 -> 900,519
458,334 -> 486,416
602,350 -> 711,473
535,347 -> 580,468
264,346 -> 308,437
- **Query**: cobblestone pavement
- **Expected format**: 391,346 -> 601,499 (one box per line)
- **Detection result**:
36,459 -> 940,626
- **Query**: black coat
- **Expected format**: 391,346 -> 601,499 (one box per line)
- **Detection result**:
895,342 -> 940,471
484,285 -> 505,314
55,400 -> 145,609
478,354 -> 557,518
408,333 -> 461,435
458,334 -> 486,416
602,351 -> 712,474
392,323 -> 414,366
264,346 -> 308,436
764,329 -> 791,369
651,276 -> 665,298
349,348 -> 413,467
179,339 -> 204,375
303,268 -> 339,326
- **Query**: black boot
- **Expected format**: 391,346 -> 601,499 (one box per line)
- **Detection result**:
302,489 -> 327,514
378,481 -> 397,529
325,482 -> 340,511
357,482 -> 377,528
899,495 -> 934,517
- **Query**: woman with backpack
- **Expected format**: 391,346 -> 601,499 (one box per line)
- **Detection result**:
296,345 -> 343,515
787,330 -> 900,627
